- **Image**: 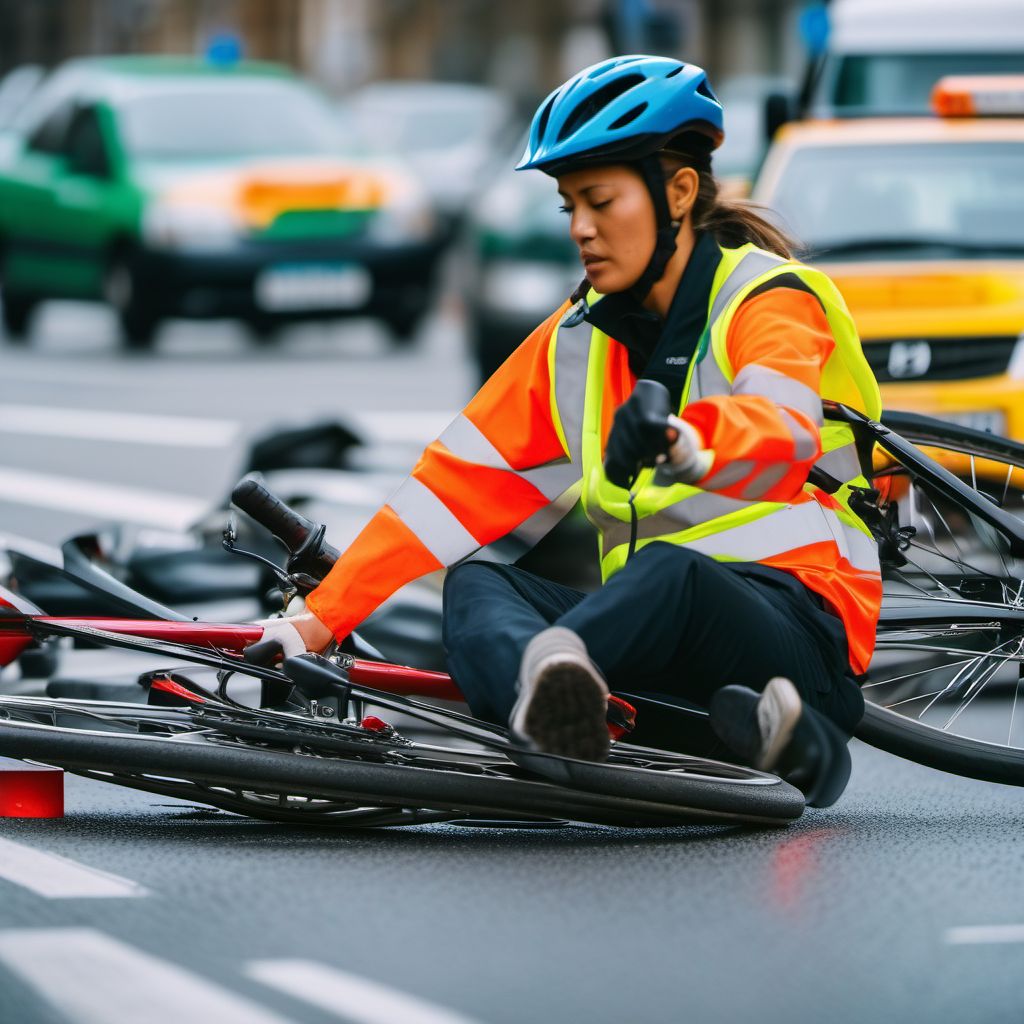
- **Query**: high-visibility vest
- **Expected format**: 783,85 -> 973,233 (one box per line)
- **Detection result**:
549,241 -> 883,602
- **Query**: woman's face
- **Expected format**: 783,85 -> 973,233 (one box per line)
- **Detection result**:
556,165 -> 656,295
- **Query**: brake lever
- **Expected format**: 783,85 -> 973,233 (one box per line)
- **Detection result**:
222,518 -> 298,608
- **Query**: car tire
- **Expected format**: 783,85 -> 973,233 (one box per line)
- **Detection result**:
105,254 -> 161,350
248,315 -> 281,344
1,290 -> 36,342
384,309 -> 426,346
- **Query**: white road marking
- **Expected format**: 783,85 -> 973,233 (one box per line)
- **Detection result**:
247,959 -> 480,1024
0,838 -> 148,898
0,929 -> 294,1024
350,411 -> 454,444
0,403 -> 238,448
0,467 -> 207,530
945,924 -> 1024,945
0,401 -> 453,446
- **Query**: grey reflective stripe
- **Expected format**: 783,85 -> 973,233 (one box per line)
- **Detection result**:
738,461 -> 791,501
438,413 -> 577,501
604,500 -> 880,574
472,482 -> 583,565
388,476 -> 480,565
707,250 -> 787,326
683,502 -> 836,563
690,251 -> 789,401
438,415 -> 505,468
813,442 -> 862,482
701,459 -> 756,491
551,318 -> 591,465
778,409 -> 820,461
694,352 -> 731,399
732,364 -> 824,425
841,520 -> 881,573
598,491 -> 751,557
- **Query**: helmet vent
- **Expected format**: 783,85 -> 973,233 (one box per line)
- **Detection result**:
696,78 -> 718,101
665,66 -> 684,79
536,94 -> 557,142
608,102 -> 648,130
557,74 -> 645,141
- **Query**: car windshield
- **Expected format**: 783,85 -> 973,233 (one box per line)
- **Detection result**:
117,79 -> 342,160
827,54 -> 1024,115
766,141 -> 1024,258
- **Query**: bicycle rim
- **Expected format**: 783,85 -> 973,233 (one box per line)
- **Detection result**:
0,696 -> 803,827
861,416 -> 1024,783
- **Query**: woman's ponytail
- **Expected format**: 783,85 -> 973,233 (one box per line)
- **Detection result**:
660,153 -> 796,259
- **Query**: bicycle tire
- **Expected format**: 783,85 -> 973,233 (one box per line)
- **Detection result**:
0,707 -> 803,828
858,411 -> 1024,784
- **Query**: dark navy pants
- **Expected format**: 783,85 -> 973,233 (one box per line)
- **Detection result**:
442,543 -> 864,755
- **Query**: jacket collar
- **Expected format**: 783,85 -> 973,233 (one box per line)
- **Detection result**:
583,232 -> 723,389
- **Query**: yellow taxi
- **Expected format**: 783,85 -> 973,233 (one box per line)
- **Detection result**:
752,76 -> 1024,440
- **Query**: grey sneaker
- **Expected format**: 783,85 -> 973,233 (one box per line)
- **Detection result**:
509,627 -> 610,762
754,676 -> 804,771
710,677 -> 852,808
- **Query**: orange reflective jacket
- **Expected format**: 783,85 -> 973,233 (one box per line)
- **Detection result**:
308,247 -> 882,674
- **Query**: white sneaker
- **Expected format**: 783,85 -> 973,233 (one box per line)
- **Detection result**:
509,627 -> 610,762
755,676 -> 804,772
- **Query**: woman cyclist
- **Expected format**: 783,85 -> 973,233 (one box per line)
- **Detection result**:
272,56 -> 884,807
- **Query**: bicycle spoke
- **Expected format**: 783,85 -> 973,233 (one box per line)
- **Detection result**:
1009,667 -> 1022,747
862,656 -> 977,690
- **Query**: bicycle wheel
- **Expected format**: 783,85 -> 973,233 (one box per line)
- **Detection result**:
859,411 -> 1024,784
0,695 -> 803,828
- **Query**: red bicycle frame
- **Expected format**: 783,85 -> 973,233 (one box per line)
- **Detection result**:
0,587 -> 463,702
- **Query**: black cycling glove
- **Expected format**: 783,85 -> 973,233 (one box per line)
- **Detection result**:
603,380 -> 674,489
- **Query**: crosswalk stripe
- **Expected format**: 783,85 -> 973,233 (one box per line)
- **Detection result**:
945,924 -> 1024,945
0,838 -> 148,898
0,466 -> 207,530
247,958 -> 480,1024
0,929 -> 294,1024
0,403 -> 239,448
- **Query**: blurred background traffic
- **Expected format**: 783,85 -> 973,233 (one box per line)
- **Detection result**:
0,0 -> 1023,668
1,0 -> 1022,390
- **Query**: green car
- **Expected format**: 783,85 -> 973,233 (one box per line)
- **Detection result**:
0,56 -> 444,347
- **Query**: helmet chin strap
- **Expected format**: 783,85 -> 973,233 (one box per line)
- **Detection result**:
628,154 -> 681,305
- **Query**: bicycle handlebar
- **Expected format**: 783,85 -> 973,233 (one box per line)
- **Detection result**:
232,477 -> 315,551
230,476 -> 341,585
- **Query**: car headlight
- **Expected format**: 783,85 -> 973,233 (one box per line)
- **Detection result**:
366,199 -> 437,244
143,202 -> 243,251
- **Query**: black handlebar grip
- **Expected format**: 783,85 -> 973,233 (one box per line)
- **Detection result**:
231,477 -> 317,553
631,379 -> 672,428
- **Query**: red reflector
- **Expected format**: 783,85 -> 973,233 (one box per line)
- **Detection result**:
151,677 -> 206,703
360,716 -> 391,733
0,757 -> 64,818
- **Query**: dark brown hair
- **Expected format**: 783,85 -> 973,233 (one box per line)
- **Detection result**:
660,152 -> 795,259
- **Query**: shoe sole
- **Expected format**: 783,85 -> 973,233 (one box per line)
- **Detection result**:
515,662 -> 610,762
755,677 -> 803,772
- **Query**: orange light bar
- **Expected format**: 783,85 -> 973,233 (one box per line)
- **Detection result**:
933,75 -> 1024,118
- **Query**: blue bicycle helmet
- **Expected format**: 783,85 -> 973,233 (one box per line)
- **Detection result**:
516,55 -> 724,174
516,55 -> 725,302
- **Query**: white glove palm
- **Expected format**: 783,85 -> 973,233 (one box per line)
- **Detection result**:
253,618 -> 306,659
664,415 -> 714,484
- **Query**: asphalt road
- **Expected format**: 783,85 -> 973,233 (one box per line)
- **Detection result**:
1,304 -> 1023,1022
1,744 -> 1023,1024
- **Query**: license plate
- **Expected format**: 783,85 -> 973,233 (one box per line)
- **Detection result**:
254,263 -> 372,312
941,410 -> 1007,436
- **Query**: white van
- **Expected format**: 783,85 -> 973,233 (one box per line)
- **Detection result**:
805,0 -> 1024,117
